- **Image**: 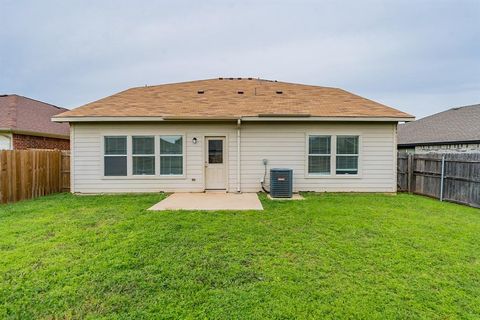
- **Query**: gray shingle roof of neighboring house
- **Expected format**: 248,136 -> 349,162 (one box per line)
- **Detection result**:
397,104 -> 480,146
0,94 -> 70,138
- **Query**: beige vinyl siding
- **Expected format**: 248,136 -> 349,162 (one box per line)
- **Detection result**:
71,122 -> 237,193
240,122 -> 396,192
71,122 -> 396,193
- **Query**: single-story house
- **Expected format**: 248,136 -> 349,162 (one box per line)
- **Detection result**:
398,104 -> 480,154
53,78 -> 414,194
0,94 -> 70,150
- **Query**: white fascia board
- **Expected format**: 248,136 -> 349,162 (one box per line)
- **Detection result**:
240,116 -> 415,122
52,116 -> 166,122
53,116 -> 415,123
0,127 -> 69,139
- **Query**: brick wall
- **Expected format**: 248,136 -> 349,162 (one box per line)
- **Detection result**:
12,134 -> 70,150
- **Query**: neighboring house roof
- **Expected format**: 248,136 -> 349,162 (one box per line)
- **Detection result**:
54,78 -> 413,121
0,94 -> 70,138
397,104 -> 480,146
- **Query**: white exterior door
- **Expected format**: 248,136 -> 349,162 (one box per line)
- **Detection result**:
205,137 -> 226,190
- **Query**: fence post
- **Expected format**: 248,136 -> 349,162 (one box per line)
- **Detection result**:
407,153 -> 414,193
440,155 -> 445,201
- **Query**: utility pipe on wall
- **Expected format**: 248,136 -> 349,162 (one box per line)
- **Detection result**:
236,119 -> 241,193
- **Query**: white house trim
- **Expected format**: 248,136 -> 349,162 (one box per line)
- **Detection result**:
304,132 -> 363,179
100,133 -> 188,180
53,116 -> 414,123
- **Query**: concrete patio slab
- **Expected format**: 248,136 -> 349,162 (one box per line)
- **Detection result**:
148,193 -> 263,211
267,194 -> 305,201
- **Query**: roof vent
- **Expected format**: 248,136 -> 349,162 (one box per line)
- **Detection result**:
237,91 -> 244,94
276,90 -> 283,94
197,90 -> 205,94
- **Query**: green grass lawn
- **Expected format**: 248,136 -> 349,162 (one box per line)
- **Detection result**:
1,193 -> 479,319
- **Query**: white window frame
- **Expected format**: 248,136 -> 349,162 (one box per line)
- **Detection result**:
103,135 -> 128,177
307,135 -> 332,176
132,135 -> 156,176
305,133 -> 362,179
336,135 -> 360,176
159,135 -> 185,177
101,133 -> 187,180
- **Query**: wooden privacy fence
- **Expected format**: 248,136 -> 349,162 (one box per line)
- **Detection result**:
0,149 -> 70,204
398,153 -> 480,208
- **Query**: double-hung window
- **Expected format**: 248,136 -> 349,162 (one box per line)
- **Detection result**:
160,135 -> 183,175
308,135 -> 331,175
336,136 -> 359,175
132,136 -> 155,175
104,136 -> 127,176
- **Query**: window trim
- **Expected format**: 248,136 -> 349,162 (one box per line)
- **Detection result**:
159,135 -> 185,177
307,135 -> 332,176
103,135 -> 128,177
336,135 -> 360,175
132,135 -> 156,176
101,134 -> 187,180
305,132 -> 362,179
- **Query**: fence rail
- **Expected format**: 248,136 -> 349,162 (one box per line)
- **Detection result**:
398,153 -> 480,208
0,149 -> 70,204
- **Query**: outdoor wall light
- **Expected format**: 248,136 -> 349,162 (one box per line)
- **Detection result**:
192,137 -> 198,144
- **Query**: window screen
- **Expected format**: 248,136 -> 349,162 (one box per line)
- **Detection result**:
336,136 -> 359,175
105,136 -> 127,155
308,136 -> 331,174
132,136 -> 155,175
104,136 -> 127,176
160,136 -> 183,175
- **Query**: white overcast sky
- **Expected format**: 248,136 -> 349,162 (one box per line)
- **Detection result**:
1,0 -> 479,118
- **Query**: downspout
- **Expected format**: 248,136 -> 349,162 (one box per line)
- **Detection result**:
236,118 -> 241,193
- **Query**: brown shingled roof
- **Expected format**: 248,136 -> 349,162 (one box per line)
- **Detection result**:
55,78 -> 413,120
0,95 -> 70,137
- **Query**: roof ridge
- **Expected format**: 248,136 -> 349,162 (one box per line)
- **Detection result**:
129,78 -> 343,91
2,94 -> 68,111
449,103 -> 480,110
13,94 -> 68,111
410,103 -> 480,123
